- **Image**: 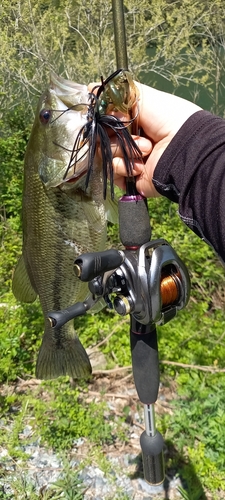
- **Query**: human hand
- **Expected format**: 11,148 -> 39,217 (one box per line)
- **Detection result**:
88,81 -> 202,197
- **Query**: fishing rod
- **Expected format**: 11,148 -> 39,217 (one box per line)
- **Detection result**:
47,0 -> 191,490
111,0 -> 167,486
112,0 -> 128,70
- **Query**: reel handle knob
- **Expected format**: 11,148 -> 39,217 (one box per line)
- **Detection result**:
74,249 -> 124,281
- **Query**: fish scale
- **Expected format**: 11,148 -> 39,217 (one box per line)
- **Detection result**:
12,74 -> 117,380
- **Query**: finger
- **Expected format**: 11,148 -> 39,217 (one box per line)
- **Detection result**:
113,163 -> 160,197
136,173 -> 160,198
88,82 -> 100,93
135,154 -> 160,198
111,135 -> 152,159
113,174 -> 126,191
112,157 -> 144,178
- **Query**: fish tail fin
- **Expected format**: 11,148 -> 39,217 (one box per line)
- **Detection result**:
35,324 -> 92,380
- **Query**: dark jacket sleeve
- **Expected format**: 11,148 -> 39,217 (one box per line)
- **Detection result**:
152,110 -> 225,263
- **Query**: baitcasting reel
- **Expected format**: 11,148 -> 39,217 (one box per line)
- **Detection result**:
73,238 -> 189,328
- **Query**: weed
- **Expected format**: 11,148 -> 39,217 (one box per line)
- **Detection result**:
177,485 -> 203,500
0,463 -> 85,500
48,461 -> 86,500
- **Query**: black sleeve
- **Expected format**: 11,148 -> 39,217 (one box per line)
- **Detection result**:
152,110 -> 225,263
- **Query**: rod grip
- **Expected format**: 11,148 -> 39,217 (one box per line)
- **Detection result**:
119,195 -> 151,247
130,323 -> 159,404
140,430 -> 164,485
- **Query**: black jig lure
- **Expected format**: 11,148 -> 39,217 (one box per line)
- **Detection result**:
63,69 -> 143,199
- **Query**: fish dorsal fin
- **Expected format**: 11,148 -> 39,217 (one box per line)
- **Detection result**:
12,255 -> 37,303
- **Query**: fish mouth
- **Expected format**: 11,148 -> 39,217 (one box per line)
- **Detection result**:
39,154 -> 89,189
39,74 -> 90,189
50,72 -> 90,185
50,72 -> 89,109
61,168 -> 88,186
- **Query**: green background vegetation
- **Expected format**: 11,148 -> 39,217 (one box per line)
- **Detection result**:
1,1 -> 225,498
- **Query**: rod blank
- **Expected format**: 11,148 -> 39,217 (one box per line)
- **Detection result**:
112,0 -> 128,69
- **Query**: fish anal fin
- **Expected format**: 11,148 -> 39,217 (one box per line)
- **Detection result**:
12,255 -> 37,303
104,194 -> 118,224
88,297 -> 106,314
35,327 -> 92,380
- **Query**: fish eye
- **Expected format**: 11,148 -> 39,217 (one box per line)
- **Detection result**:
40,109 -> 52,124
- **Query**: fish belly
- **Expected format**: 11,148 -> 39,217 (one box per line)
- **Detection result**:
19,167 -> 107,379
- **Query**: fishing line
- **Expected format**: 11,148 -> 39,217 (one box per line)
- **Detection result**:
49,103 -> 88,125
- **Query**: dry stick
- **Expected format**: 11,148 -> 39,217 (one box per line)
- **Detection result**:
160,360 -> 225,373
88,390 -> 171,417
88,318 -> 129,353
93,366 -> 132,375
88,390 -> 138,400
93,360 -> 225,376
120,373 -> 133,382
214,330 -> 225,344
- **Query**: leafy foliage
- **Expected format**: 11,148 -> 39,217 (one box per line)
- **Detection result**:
0,298 -> 42,382
1,1 -> 225,115
30,379 -> 123,450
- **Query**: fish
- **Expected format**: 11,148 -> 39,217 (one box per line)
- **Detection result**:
12,73 -> 117,380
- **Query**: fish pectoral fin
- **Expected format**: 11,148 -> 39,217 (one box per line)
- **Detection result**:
35,325 -> 92,380
104,194 -> 118,224
12,255 -> 37,303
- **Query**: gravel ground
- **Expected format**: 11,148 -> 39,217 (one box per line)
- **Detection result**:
0,435 -> 183,499
0,371 -> 193,499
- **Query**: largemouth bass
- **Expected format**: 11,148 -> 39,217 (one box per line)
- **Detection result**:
12,73 -> 117,380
